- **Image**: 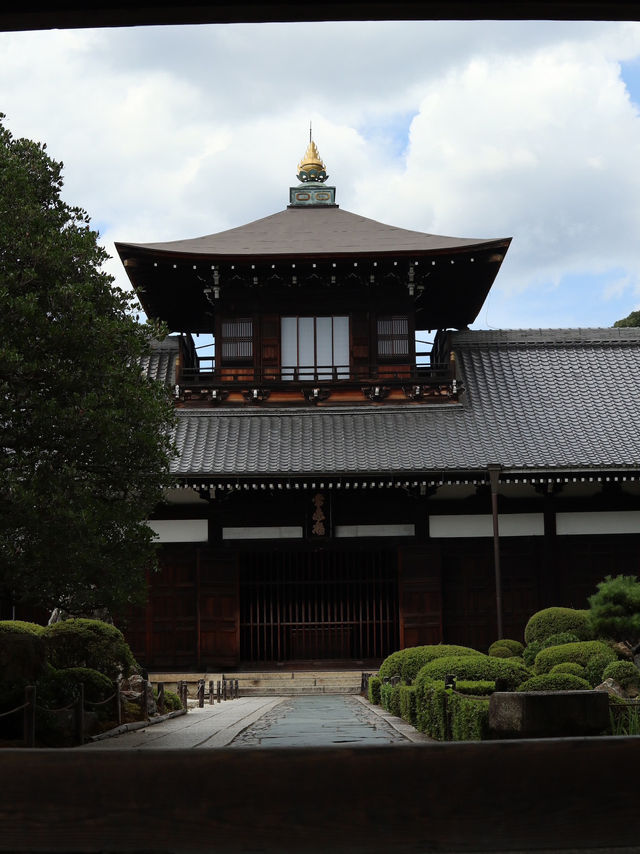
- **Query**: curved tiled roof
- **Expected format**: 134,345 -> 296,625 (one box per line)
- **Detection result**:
117,206 -> 508,259
169,328 -> 640,479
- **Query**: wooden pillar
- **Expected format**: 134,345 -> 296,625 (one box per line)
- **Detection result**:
488,465 -> 503,640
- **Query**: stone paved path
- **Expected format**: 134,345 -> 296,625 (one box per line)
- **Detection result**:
230,694 -> 407,748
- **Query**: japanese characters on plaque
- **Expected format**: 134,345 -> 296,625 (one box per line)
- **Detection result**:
310,492 -> 331,538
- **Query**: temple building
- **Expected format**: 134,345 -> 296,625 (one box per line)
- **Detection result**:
116,139 -> 640,671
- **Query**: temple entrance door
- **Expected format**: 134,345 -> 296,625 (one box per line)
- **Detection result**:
239,548 -> 399,662
398,546 -> 443,647
197,550 -> 240,669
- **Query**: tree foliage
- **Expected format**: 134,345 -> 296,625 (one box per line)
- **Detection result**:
613,310 -> 640,328
0,115 -> 175,617
588,574 -> 640,652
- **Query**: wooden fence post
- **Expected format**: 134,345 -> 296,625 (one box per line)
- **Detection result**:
74,683 -> 85,746
197,679 -> 204,708
217,680 -> 221,704
222,679 -> 227,701
235,679 -> 239,699
23,685 -> 36,748
116,682 -> 122,726
209,681 -> 214,705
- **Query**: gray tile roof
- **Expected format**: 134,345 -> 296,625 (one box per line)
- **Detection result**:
141,337 -> 179,385
171,328 -> 640,480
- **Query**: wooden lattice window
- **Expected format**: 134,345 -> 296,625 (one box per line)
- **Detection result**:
221,318 -> 253,362
377,316 -> 409,359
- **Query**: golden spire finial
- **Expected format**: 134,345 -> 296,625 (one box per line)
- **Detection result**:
297,133 -> 328,183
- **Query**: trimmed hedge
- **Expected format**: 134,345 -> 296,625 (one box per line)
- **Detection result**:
455,680 -> 496,696
378,645 -> 482,685
43,619 -> 138,680
524,608 -> 593,645
523,641 -> 542,668
398,685 -> 417,726
517,673 -> 592,692
534,640 -> 616,675
449,693 -> 490,740
368,676 -> 382,705
414,678 -> 492,740
602,661 -> 640,691
380,682 -> 402,717
415,654 -> 530,691
489,639 -> 524,658
584,653 -> 616,688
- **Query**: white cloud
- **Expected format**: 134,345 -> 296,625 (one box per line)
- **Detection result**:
2,20 -> 640,327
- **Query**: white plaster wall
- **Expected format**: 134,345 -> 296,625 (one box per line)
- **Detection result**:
149,519 -> 208,542
222,526 -> 303,540
556,511 -> 640,536
429,513 -> 544,538
334,524 -> 415,538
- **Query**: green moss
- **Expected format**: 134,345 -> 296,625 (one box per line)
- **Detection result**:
524,608 -> 593,645
540,632 -> 580,649
534,640 -> 616,675
523,641 -> 542,668
585,653 -> 619,688
368,675 -> 382,705
416,654 -> 530,691
517,673 -> 592,691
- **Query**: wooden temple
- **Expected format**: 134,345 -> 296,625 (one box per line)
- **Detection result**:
116,139 -> 640,670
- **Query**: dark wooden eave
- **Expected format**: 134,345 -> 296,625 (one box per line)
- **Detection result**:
2,0 -> 640,32
116,208 -> 511,332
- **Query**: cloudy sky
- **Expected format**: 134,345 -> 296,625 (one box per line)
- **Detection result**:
2,19 -> 640,330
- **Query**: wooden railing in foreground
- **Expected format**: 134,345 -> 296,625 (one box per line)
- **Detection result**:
2,736 -> 640,852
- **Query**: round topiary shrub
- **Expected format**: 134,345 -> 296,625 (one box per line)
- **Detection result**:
398,645 -> 483,684
517,673 -> 592,692
534,640 -> 616,675
524,608 -> 593,645
0,621 -> 47,683
540,632 -> 580,650
550,662 -> 586,678
43,619 -> 138,680
602,661 -> 640,692
377,650 -> 405,682
415,654 -> 530,691
378,645 -> 483,685
489,639 -> 524,657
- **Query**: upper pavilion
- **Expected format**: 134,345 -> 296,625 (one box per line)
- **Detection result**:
116,138 -> 511,407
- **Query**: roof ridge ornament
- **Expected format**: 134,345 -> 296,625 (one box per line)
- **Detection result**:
297,138 -> 328,183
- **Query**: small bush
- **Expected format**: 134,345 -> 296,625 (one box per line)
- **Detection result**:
534,640 -> 616,675
368,676 -> 382,705
584,653 -> 616,688
524,608 -> 593,645
540,632 -> 580,650
380,682 -> 393,712
489,639 -> 524,657
0,622 -> 47,682
517,673 -> 592,692
36,667 -> 113,708
523,641 -> 542,668
449,693 -> 490,740
162,690 -> 183,711
398,685 -> 417,726
416,654 -> 530,691
43,619 -> 138,680
602,661 -> 640,691
550,662 -> 586,678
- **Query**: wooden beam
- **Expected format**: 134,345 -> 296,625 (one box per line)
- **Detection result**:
2,738 -> 640,851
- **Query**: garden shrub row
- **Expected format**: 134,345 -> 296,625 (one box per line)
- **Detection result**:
378,644 -> 482,684
413,678 -> 491,740
533,640 -> 616,675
